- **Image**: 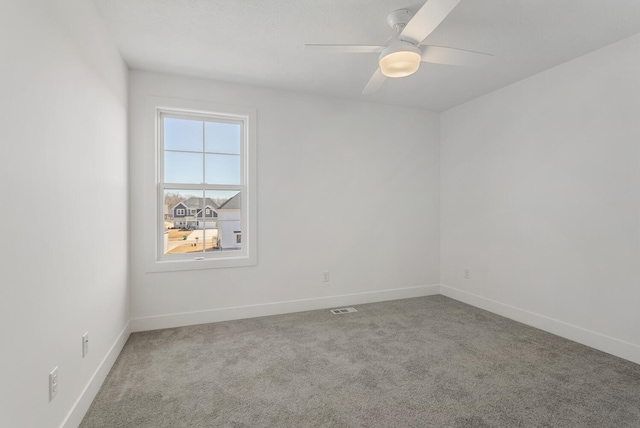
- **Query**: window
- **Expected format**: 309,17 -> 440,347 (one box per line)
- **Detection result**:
148,97 -> 256,271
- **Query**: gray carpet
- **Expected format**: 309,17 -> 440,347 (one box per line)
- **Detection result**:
80,296 -> 640,427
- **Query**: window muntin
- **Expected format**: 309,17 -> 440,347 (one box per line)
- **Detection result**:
158,109 -> 248,263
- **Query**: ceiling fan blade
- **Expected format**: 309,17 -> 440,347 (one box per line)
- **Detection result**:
421,45 -> 493,67
400,0 -> 461,43
304,44 -> 384,54
362,68 -> 387,95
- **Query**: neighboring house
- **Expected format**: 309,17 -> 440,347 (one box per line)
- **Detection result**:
217,193 -> 241,250
171,197 -> 218,229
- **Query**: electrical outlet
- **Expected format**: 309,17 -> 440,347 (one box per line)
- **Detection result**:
49,367 -> 58,401
464,268 -> 470,279
82,332 -> 89,358
322,271 -> 330,282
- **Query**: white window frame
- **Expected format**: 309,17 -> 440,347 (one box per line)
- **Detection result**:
143,96 -> 257,272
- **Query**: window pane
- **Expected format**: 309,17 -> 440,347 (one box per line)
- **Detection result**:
207,190 -> 241,252
164,118 -> 203,152
163,189 -> 203,255
205,122 -> 241,154
205,154 -> 240,185
165,151 -> 203,183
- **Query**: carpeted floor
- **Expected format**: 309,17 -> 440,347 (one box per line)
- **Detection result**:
80,296 -> 640,427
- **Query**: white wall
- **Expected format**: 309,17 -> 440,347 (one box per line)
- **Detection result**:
441,34 -> 640,363
129,70 -> 440,329
0,1 -> 129,427
3,3 -> 638,425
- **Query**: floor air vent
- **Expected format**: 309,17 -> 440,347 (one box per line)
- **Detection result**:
330,307 -> 357,314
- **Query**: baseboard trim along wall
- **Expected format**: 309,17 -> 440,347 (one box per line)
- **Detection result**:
131,285 -> 440,332
440,284 -> 640,366
61,322 -> 132,428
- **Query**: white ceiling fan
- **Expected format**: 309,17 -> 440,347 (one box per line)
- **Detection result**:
305,0 -> 493,94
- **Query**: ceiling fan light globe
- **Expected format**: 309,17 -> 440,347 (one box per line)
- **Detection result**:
380,51 -> 421,77
379,43 -> 421,78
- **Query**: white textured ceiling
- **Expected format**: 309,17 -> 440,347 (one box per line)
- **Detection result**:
92,0 -> 640,111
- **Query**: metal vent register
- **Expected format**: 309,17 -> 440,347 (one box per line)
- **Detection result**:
330,307 -> 358,314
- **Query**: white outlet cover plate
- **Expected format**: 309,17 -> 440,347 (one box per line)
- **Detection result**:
82,332 -> 89,357
49,367 -> 58,401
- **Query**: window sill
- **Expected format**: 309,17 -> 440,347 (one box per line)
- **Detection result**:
146,253 -> 256,273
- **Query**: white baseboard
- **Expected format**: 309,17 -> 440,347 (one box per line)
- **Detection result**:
440,284 -> 640,365
60,322 -> 131,428
131,284 -> 440,332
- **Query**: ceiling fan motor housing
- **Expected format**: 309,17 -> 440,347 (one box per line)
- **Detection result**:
387,9 -> 414,33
